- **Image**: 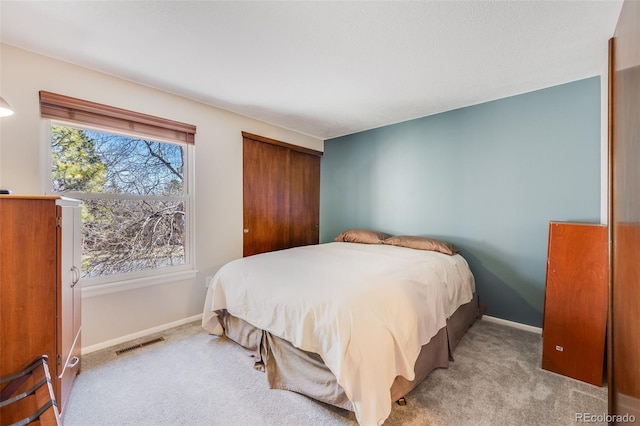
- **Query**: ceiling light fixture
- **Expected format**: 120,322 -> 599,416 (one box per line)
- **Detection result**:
0,96 -> 15,117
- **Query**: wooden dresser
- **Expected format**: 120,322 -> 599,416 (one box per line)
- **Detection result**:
0,195 -> 82,417
541,221 -> 608,386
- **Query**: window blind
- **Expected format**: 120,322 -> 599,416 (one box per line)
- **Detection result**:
39,91 -> 196,145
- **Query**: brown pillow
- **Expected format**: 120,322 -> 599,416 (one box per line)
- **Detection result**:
334,228 -> 391,244
383,235 -> 459,255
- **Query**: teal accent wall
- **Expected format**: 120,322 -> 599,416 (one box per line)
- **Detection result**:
320,77 -> 601,327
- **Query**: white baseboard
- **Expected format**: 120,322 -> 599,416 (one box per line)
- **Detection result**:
81,314 -> 202,354
482,315 -> 542,334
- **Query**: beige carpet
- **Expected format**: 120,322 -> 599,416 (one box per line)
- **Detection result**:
63,319 -> 607,425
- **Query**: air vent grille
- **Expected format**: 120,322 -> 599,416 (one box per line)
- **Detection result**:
115,337 -> 165,355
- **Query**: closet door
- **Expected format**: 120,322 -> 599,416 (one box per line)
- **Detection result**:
289,150 -> 320,248
242,132 -> 321,257
243,137 -> 291,256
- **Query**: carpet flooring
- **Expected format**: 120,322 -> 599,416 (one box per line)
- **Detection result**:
63,319 -> 607,425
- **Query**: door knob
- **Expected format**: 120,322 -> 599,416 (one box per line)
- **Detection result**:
243,229 -> 249,233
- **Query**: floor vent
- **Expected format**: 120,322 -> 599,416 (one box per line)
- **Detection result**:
115,337 -> 165,355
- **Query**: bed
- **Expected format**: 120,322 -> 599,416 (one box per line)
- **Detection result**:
202,233 -> 478,425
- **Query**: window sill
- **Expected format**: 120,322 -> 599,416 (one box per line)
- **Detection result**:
81,269 -> 199,298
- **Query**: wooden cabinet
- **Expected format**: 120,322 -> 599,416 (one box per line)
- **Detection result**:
541,221 -> 607,386
242,132 -> 321,257
0,195 -> 82,417
609,2 -> 640,417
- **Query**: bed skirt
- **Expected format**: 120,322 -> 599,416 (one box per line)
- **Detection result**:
215,292 -> 480,411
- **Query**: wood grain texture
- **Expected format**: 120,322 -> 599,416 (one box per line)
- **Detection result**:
241,131 -> 322,157
243,137 -> 291,256
0,357 -> 61,425
288,150 -> 320,248
541,222 -> 607,386
0,196 -> 82,419
0,198 -> 58,379
610,0 -> 640,416
242,134 -> 321,257
40,91 -> 196,144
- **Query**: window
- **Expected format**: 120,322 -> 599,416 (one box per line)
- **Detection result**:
40,91 -> 196,287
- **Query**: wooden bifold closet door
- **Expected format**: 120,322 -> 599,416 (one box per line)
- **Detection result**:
242,132 -> 321,257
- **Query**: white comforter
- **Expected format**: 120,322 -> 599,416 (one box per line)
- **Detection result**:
202,242 -> 475,425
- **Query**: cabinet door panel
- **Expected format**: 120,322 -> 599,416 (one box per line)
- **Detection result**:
541,222 -> 607,386
57,204 -> 75,375
56,200 -> 82,416
70,203 -> 82,342
59,329 -> 81,416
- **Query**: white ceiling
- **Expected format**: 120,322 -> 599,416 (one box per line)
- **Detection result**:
0,1 -> 623,140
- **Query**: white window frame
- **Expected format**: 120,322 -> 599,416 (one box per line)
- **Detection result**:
42,119 -> 197,297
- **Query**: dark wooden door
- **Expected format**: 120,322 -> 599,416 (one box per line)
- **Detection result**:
243,137 -> 291,256
289,150 -> 320,248
242,133 -> 321,257
609,0 -> 640,418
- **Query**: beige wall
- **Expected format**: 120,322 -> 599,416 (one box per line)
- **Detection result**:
0,43 -> 323,348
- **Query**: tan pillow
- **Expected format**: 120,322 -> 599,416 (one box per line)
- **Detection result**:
334,228 -> 391,244
383,235 -> 459,255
